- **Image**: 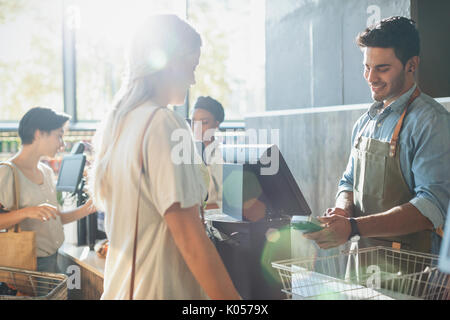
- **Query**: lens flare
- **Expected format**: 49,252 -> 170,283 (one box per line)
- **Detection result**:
260,225 -> 291,286
147,48 -> 168,72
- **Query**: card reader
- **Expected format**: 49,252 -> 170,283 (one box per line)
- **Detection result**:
291,215 -> 324,233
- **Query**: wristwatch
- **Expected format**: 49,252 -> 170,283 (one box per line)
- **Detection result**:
348,217 -> 360,241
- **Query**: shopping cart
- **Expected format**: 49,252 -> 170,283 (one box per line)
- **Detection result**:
272,243 -> 450,300
0,266 -> 68,300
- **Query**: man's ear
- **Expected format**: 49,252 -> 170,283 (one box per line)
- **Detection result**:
407,56 -> 419,73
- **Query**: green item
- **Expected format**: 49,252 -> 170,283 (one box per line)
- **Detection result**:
291,215 -> 324,233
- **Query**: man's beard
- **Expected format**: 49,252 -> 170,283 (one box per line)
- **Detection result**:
372,69 -> 407,103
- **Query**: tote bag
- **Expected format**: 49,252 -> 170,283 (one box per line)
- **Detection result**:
0,162 -> 37,271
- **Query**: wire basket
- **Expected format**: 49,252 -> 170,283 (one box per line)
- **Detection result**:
0,266 -> 68,300
272,246 -> 450,300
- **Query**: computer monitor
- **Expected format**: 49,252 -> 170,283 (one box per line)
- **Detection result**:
56,154 -> 86,193
220,144 -> 312,221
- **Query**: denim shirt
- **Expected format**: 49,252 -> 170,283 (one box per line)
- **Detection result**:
337,84 -> 450,230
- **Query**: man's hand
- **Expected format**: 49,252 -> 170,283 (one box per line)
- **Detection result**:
325,207 -> 351,218
303,214 -> 352,249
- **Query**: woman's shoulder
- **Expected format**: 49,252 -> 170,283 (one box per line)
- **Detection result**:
0,163 -> 15,203
0,162 -> 14,180
156,107 -> 186,122
131,104 -> 184,126
150,107 -> 190,132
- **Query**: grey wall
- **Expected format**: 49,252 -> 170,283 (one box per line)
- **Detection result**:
265,0 -> 411,110
411,0 -> 450,99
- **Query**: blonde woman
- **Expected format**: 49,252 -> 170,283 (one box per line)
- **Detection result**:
91,15 -> 239,300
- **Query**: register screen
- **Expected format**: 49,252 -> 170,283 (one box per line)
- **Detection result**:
56,154 -> 86,193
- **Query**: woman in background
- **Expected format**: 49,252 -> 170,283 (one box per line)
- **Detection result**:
91,14 -> 239,300
0,107 -> 96,273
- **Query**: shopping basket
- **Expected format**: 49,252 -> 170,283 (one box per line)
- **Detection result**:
272,245 -> 450,300
0,266 -> 68,300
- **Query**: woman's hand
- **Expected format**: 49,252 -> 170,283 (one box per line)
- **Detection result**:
83,199 -> 97,215
21,204 -> 59,222
57,199 -> 97,225
165,203 -> 241,300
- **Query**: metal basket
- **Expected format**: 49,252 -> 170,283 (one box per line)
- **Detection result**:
272,246 -> 450,300
0,266 -> 68,300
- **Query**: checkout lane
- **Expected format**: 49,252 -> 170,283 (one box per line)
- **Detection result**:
54,143 -> 450,300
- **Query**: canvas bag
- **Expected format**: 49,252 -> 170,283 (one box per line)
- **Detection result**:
0,161 -> 37,271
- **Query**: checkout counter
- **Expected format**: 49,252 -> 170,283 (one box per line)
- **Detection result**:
58,241 -> 105,300
55,150 -> 106,299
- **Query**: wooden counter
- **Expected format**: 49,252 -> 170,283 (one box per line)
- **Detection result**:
58,242 -> 105,300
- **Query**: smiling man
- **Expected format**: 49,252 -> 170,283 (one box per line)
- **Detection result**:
304,16 -> 450,254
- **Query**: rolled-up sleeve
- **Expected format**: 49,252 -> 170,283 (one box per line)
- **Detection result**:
408,110 -> 450,229
410,197 -> 444,229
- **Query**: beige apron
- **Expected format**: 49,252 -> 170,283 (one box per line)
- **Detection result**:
352,87 -> 434,254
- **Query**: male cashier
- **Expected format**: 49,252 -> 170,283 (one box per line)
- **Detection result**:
304,16 -> 450,255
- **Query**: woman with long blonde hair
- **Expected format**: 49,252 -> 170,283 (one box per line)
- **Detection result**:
90,14 -> 239,300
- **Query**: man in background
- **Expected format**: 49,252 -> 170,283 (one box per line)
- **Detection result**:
192,96 -> 225,210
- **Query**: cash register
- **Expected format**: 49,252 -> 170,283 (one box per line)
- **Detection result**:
56,149 -> 105,249
204,144 -> 311,299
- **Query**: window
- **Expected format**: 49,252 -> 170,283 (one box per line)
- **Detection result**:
0,0 -> 64,121
187,0 -> 265,120
0,0 -> 264,124
69,0 -> 186,121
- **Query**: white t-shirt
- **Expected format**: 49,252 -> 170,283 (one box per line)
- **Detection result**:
100,104 -> 208,300
0,162 -> 64,257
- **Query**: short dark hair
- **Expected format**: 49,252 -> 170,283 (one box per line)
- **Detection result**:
356,16 -> 420,66
193,96 -> 225,123
18,107 -> 70,145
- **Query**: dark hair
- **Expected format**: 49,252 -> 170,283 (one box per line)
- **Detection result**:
193,96 -> 225,123
356,16 -> 420,66
18,107 -> 70,144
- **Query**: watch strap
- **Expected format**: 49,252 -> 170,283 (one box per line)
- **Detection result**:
348,217 -> 360,240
